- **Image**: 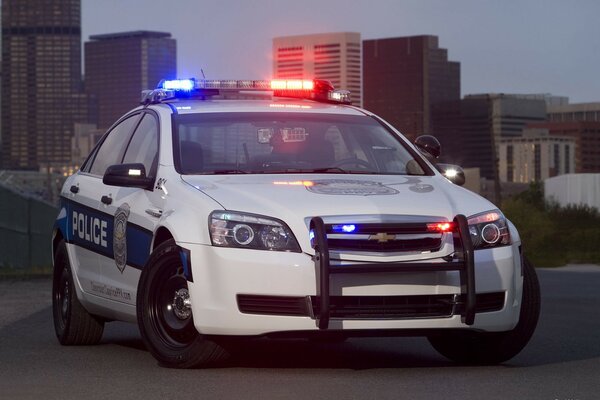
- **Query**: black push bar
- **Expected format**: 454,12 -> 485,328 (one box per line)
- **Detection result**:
310,214 -> 476,330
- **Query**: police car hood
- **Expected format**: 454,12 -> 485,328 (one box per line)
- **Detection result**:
181,174 -> 496,223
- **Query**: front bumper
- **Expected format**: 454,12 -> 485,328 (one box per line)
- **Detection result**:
182,237 -> 523,336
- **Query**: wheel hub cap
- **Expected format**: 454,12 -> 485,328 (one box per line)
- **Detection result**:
171,288 -> 192,320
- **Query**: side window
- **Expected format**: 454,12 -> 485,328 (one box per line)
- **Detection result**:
122,114 -> 159,178
89,115 -> 140,176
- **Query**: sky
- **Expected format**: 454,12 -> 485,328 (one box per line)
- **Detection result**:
82,0 -> 600,103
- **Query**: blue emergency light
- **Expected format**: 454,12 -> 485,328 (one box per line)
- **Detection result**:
332,224 -> 357,233
160,79 -> 196,91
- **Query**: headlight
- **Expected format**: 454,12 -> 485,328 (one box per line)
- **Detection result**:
467,210 -> 511,250
209,211 -> 301,252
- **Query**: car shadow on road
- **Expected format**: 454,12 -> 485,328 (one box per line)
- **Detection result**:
216,337 -> 455,369
103,319 -> 600,370
3,267 -> 600,371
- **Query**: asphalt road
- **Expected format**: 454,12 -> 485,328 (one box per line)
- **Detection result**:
1,267 -> 599,400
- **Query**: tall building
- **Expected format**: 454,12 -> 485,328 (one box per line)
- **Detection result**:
363,35 -> 460,143
459,94 -> 547,180
547,102 -> 600,122
526,121 -> 600,173
499,128 -> 575,183
85,31 -> 176,130
535,102 -> 600,173
1,0 -> 87,170
273,32 -> 361,106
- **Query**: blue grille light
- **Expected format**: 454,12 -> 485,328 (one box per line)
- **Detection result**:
332,224 -> 356,233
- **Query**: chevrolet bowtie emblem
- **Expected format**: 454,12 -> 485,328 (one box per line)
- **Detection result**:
368,232 -> 396,243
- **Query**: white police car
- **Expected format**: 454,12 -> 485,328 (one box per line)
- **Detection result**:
52,78 -> 540,368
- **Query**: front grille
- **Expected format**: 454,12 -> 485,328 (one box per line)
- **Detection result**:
327,236 -> 441,252
237,292 -> 505,319
325,222 -> 444,253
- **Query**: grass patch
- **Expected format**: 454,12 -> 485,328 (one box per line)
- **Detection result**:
502,182 -> 600,268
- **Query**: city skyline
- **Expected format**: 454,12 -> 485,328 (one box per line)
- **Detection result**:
80,0 -> 600,103
1,0 -> 86,170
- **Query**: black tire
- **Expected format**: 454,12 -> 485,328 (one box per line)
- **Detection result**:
428,255 -> 540,364
52,240 -> 104,345
137,239 -> 227,368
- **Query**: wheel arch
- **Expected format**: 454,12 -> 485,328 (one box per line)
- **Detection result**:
52,228 -> 65,266
152,226 -> 175,251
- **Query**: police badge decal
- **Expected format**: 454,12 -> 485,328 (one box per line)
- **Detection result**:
113,203 -> 130,273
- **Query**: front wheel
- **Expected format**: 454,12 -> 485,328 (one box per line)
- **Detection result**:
137,239 -> 226,368
428,255 -> 541,364
52,240 -> 104,345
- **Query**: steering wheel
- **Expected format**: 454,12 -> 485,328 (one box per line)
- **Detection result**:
332,158 -> 373,170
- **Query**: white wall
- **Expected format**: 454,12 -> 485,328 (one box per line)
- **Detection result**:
545,174 -> 600,210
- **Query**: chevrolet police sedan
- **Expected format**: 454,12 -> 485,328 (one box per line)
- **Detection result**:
52,78 -> 540,368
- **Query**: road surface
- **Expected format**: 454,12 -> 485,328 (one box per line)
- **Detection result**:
0,266 -> 598,399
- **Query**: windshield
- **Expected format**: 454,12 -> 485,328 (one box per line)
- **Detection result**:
173,112 -> 430,176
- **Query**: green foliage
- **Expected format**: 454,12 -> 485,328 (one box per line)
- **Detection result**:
503,184 -> 600,267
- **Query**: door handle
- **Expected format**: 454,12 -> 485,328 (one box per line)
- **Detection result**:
70,185 -> 79,194
101,195 -> 112,205
145,208 -> 163,218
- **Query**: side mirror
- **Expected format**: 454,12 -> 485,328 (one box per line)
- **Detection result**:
437,163 -> 466,186
103,163 -> 153,189
414,135 -> 441,160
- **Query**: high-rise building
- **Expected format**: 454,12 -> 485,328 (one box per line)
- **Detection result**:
459,94 -> 547,180
363,35 -> 460,144
273,32 -> 361,106
547,102 -> 600,122
499,128 -> 575,183
535,102 -> 600,173
85,31 -> 176,130
1,0 -> 87,170
527,121 -> 600,173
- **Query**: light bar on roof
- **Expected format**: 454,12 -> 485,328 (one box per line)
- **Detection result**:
142,78 -> 352,105
157,78 -> 334,94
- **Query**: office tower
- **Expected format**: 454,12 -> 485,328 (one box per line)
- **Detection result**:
273,32 -> 361,106
499,128 -> 575,183
363,35 -> 460,144
536,102 -> 600,173
1,0 -> 86,170
460,94 -> 547,180
85,31 -> 176,130
547,102 -> 600,122
540,102 -> 600,173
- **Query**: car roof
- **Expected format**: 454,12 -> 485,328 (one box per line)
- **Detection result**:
157,98 -> 370,116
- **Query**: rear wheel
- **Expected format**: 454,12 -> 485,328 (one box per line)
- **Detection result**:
428,255 -> 540,364
137,239 -> 226,368
52,240 -> 104,345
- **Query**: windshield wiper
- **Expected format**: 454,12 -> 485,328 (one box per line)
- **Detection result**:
206,169 -> 249,175
309,167 -> 376,174
308,167 -> 349,173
